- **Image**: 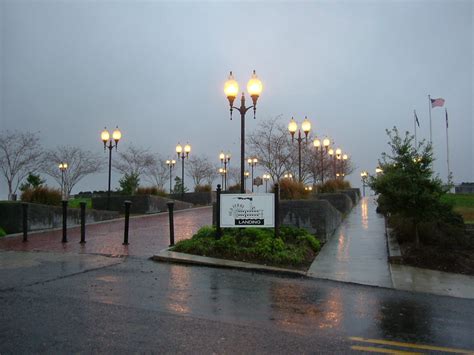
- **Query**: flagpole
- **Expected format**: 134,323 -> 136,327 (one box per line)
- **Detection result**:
413,110 -> 417,147
445,108 -> 451,184
428,94 -> 432,144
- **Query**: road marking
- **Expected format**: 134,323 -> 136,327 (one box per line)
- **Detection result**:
350,337 -> 474,354
351,345 -> 421,354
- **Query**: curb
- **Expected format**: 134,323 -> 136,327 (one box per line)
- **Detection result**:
152,248 -> 307,278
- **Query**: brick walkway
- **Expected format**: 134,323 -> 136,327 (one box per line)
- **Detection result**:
0,207 -> 212,258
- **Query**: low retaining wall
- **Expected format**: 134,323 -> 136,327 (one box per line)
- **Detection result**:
92,195 -> 193,214
0,202 -> 119,234
279,200 -> 342,242
170,192 -> 216,206
314,193 -> 353,214
341,188 -> 361,205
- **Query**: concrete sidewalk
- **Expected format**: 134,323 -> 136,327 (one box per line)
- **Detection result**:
307,197 -> 393,288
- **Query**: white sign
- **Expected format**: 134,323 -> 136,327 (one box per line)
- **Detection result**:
220,193 -> 275,228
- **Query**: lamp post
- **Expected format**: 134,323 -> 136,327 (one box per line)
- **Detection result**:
101,126 -> 122,210
313,137 -> 330,184
219,152 -> 231,191
335,148 -> 342,179
244,171 -> 250,191
342,154 -> 348,179
283,173 -> 293,180
361,171 -> 368,196
288,116 -> 311,182
328,148 -> 335,179
166,159 -> 176,193
247,157 -> 258,192
224,70 -> 263,193
176,143 -> 191,198
58,162 -> 68,200
376,167 -> 383,174
262,173 -> 271,193
219,168 -> 226,188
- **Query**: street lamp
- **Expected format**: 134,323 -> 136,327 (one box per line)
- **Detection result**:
247,157 -> 258,192
375,167 -> 383,174
361,170 -> 369,196
288,116 -> 311,182
101,126 -> 121,210
224,70 -> 263,193
283,173 -> 293,180
219,152 -> 231,191
218,167 -> 226,188
166,159 -> 176,193
335,148 -> 342,179
58,162 -> 68,200
176,142 -> 191,198
328,148 -> 335,179
262,173 -> 271,193
313,136 -> 330,184
243,171 -> 250,191
341,154 -> 348,179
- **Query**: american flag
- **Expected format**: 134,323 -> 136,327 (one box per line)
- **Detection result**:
445,109 -> 448,128
414,110 -> 420,127
431,98 -> 445,108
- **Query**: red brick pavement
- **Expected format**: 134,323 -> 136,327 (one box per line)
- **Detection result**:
0,207 -> 212,258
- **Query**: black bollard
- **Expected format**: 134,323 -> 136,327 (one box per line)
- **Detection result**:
274,183 -> 280,239
62,200 -> 68,243
123,201 -> 131,245
216,184 -> 222,239
22,203 -> 28,242
167,202 -> 175,246
80,202 -> 86,244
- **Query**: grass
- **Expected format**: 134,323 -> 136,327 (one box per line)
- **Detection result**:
171,226 -> 320,271
0,227 -> 6,237
68,197 -> 92,209
441,194 -> 474,223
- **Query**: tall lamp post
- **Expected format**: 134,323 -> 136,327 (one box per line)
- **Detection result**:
219,152 -> 231,191
262,173 -> 271,193
342,154 -> 348,179
224,70 -> 263,193
166,159 -> 176,193
176,142 -> 191,198
313,137 -> 330,184
288,116 -> 311,182
247,157 -> 258,192
219,168 -> 226,188
361,171 -> 368,197
58,162 -> 68,200
244,171 -> 250,191
328,148 -> 335,179
101,126 -> 122,210
335,148 -> 342,179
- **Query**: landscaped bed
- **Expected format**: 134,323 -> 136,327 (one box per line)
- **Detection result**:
171,226 -> 321,271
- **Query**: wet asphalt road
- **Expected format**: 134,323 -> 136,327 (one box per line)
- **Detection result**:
1,252 -> 474,354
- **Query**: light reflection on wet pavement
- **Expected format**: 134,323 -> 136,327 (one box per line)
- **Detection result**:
0,207 -> 211,257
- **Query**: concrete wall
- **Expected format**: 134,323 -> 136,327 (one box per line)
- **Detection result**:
170,192 -> 216,206
341,188 -> 361,205
279,200 -> 342,242
92,195 -> 193,214
314,193 -> 353,214
0,202 -> 119,234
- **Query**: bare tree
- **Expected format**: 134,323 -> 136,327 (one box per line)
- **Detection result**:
247,116 -> 292,183
0,130 -> 43,200
226,166 -> 241,185
187,155 -> 215,188
145,154 -> 170,190
42,146 -> 102,196
113,144 -> 156,178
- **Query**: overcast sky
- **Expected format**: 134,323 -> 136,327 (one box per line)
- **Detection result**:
0,0 -> 472,197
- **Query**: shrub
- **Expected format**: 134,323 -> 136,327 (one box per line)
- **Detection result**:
317,179 -> 351,193
194,184 -> 212,192
0,227 -> 6,237
228,183 -> 241,192
21,186 -> 62,206
172,225 -> 320,269
119,172 -> 140,195
275,179 -> 310,200
136,186 -> 167,196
